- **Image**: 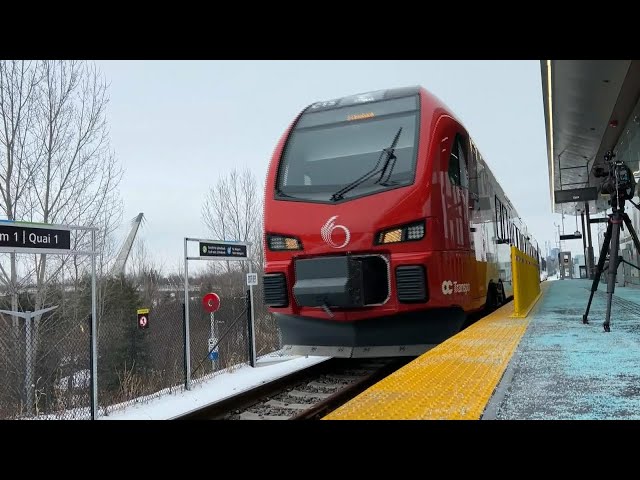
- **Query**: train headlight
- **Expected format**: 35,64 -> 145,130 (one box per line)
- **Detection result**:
375,220 -> 425,245
406,223 -> 425,240
267,234 -> 303,251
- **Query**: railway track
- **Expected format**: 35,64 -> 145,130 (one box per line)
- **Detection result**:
178,356 -> 411,420
177,305 -> 501,421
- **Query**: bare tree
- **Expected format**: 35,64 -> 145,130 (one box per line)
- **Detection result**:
1,61 -> 122,303
202,168 -> 263,273
0,61 -> 41,327
0,60 -> 123,415
26,60 -> 122,309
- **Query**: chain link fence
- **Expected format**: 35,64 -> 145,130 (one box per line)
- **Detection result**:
0,283 -> 92,420
0,269 -> 282,420
98,278 -> 187,417
189,294 -> 250,386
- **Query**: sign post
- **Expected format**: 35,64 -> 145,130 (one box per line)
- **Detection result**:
183,238 -> 255,390
246,273 -> 257,367
202,292 -> 221,371
0,220 -> 98,419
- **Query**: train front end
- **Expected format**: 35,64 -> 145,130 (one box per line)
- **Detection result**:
262,87 -> 467,358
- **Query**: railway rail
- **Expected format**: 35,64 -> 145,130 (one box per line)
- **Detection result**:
178,356 -> 412,420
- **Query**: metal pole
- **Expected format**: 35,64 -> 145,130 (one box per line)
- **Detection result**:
25,311 -> 33,416
581,211 -> 587,252
91,229 -> 98,420
557,223 -> 562,254
585,202 -> 595,279
248,260 -> 257,368
183,238 -> 192,390
581,210 -> 587,278
210,312 -> 215,371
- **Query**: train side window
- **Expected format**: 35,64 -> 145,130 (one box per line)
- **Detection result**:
468,142 -> 479,200
458,137 -> 469,189
448,139 -> 461,186
448,134 -> 469,189
501,204 -> 506,242
495,195 -> 502,240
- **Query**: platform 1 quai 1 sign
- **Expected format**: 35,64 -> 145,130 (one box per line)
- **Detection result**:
0,221 -> 71,251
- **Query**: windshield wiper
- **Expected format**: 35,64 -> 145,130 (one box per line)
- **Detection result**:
376,152 -> 398,186
330,127 -> 403,202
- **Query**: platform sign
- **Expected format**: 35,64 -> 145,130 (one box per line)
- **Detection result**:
0,221 -> 71,251
137,308 -> 150,329
246,273 -> 258,286
199,242 -> 247,258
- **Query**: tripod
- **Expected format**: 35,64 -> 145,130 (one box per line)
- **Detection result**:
582,197 -> 640,331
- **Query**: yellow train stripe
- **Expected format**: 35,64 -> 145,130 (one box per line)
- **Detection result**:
323,288 -> 546,420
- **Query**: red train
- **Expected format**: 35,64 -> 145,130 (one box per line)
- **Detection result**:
262,86 -> 539,357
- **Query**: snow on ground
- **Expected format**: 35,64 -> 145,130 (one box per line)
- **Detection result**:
100,352 -> 330,420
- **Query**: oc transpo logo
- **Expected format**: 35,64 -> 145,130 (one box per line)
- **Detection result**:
321,215 -> 351,249
441,280 -> 471,295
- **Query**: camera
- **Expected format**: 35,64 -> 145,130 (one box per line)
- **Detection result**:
598,151 -> 636,202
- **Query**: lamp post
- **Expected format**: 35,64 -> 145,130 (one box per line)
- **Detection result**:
554,222 -> 562,252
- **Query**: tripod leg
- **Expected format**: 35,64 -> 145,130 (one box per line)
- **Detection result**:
583,218 -> 613,324
604,216 -> 623,332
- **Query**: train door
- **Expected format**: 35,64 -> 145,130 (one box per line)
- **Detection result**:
467,142 -> 486,304
444,133 -> 471,248
443,132 -> 474,308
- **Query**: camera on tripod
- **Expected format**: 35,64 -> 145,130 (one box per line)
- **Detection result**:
584,150 -> 640,332
594,150 -> 637,203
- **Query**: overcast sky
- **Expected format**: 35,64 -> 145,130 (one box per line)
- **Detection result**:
97,60 -> 581,271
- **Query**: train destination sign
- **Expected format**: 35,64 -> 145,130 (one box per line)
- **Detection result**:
0,222 -> 71,251
199,242 -> 247,258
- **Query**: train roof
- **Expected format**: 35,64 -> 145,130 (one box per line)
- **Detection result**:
305,86 -> 421,113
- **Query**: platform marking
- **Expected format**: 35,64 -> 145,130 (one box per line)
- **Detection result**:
323,285 -> 548,420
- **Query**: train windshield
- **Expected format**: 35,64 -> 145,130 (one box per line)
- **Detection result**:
276,95 -> 419,202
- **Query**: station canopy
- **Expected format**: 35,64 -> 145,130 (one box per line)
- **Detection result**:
541,60 -> 640,216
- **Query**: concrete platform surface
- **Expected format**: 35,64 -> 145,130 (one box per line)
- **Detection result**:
487,279 -> 640,420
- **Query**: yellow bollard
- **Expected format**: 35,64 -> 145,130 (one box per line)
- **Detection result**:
510,246 -> 542,318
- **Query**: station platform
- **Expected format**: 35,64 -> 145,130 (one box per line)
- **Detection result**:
324,278 -> 640,420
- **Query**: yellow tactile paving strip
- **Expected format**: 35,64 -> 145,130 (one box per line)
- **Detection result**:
323,295 -> 541,420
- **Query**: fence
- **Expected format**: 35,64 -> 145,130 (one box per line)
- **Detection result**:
0,275 -> 281,420
0,283 -> 92,420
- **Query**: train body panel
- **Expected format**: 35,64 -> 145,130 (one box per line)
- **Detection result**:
262,86 -> 536,356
